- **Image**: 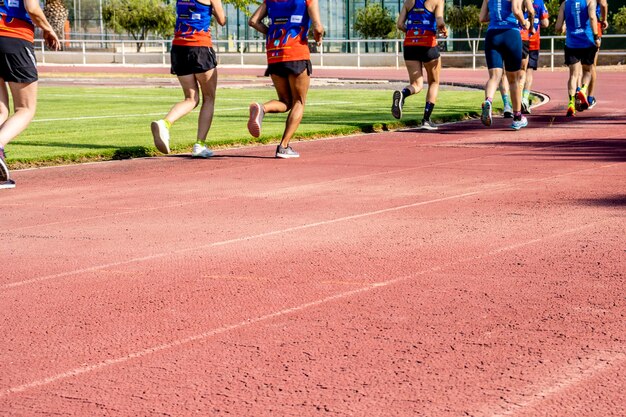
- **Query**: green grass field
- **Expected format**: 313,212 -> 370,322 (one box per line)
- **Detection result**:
7,86 -> 488,167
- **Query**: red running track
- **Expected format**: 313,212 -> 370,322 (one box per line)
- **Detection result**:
1,69 -> 625,416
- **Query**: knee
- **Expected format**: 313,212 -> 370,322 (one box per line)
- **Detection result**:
280,98 -> 293,111
185,96 -> 200,108
412,80 -> 424,91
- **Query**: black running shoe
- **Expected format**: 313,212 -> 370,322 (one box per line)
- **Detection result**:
391,90 -> 403,119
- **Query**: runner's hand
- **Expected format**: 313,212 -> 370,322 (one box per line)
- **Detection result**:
438,24 -> 448,38
313,23 -> 324,46
44,29 -> 60,51
595,38 -> 601,48
601,20 -> 609,30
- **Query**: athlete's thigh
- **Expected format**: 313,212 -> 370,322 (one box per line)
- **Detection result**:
195,68 -> 218,98
405,60 -> 424,83
0,80 -> 9,111
7,81 -> 37,109
288,70 -> 311,103
271,74 -> 292,105
177,74 -> 200,100
423,57 -> 441,83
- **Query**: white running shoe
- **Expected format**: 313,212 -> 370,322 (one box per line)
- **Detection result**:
418,119 -> 438,130
191,143 -> 213,158
511,116 -> 528,131
151,120 -> 170,154
481,100 -> 493,127
276,145 -> 299,159
521,98 -> 531,114
247,103 -> 264,138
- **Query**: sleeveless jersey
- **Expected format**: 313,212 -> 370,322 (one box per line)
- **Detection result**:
487,0 -> 519,31
173,0 -> 213,47
596,4 -> 603,36
564,0 -> 594,48
266,0 -> 311,63
404,0 -> 437,48
0,0 -> 35,43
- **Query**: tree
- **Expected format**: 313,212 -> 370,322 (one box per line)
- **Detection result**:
44,0 -> 69,49
102,0 -> 175,52
613,6 -> 626,33
446,5 -> 482,49
354,3 -> 396,39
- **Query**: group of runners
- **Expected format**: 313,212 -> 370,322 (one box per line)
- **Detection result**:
0,0 -> 611,190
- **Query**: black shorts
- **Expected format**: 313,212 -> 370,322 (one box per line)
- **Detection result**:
265,60 -> 312,78
0,36 -> 38,83
564,46 -> 597,66
403,45 -> 440,63
522,40 -> 530,59
528,49 -> 539,70
170,45 -> 217,76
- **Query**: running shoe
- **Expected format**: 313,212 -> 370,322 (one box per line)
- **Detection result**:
481,100 -> 493,127
419,119 -> 438,130
191,143 -> 213,158
576,89 -> 589,111
511,116 -> 528,130
0,148 -> 15,189
503,103 -> 513,118
0,147 -> 9,182
391,90 -> 404,119
587,96 -> 597,109
521,98 -> 531,114
566,103 -> 576,117
247,103 -> 265,138
276,145 -> 299,159
151,120 -> 170,154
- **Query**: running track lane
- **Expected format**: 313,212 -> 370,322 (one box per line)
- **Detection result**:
0,71 -> 625,416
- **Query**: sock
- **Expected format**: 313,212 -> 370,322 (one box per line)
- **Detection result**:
580,84 -> 587,94
163,119 -> 172,129
569,95 -> 575,106
513,111 -> 522,121
401,88 -> 412,99
195,140 -> 206,146
522,89 -> 530,100
423,102 -> 435,121
501,94 -> 512,108
486,97 -> 493,104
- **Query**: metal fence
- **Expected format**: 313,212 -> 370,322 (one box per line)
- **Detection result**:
37,34 -> 626,70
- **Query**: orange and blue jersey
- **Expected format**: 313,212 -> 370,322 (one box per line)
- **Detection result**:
265,0 -> 311,63
565,0 -> 594,48
173,0 -> 213,47
488,0 -> 520,31
596,4 -> 602,36
522,0 -> 549,50
0,0 -> 35,43
404,0 -> 437,47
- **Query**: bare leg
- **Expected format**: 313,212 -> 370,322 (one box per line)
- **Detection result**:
524,67 -> 534,92
280,71 -> 310,148
263,74 -> 292,114
588,52 -> 599,97
485,68 -> 504,100
194,69 -> 218,141
164,74 -> 200,125
498,73 -> 510,98
0,81 -> 38,148
505,69 -> 523,113
404,60 -> 425,96
0,81 -> 9,128
423,58 -> 440,104
581,64 -> 593,89
568,63 -> 582,97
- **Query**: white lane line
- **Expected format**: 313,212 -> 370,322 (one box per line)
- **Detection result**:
0,220 -> 605,398
480,351 -> 626,417
2,161 -> 621,290
31,102 -> 352,123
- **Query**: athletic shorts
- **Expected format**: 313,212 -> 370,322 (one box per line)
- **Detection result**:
0,36 -> 38,83
522,41 -> 530,59
528,49 -> 540,70
170,45 -> 217,76
403,45 -> 440,63
485,29 -> 523,72
265,60 -> 312,78
564,46 -> 597,66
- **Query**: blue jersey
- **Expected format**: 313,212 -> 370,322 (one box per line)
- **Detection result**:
404,0 -> 438,46
488,0 -> 520,31
173,0 -> 213,47
564,0 -> 594,48
266,0 -> 311,63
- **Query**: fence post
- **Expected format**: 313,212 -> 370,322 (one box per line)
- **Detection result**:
82,41 -> 86,65
320,42 -> 324,68
472,39 -> 476,70
240,41 -> 245,67
357,41 -> 361,68
41,40 -> 46,64
121,41 -> 126,65
395,40 -> 399,69
162,41 -> 166,65
551,37 -> 555,71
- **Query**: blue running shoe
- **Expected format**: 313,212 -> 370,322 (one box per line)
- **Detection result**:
511,116 -> 528,131
481,100 -> 492,126
587,96 -> 597,109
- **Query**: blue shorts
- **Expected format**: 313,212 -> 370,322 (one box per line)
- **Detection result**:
485,29 -> 522,71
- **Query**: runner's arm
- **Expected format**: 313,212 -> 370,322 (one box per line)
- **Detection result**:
248,3 -> 268,35
24,0 -> 60,50
210,0 -> 226,26
435,0 -> 448,37
598,0 -> 608,29
524,0 -> 536,34
512,0 -> 531,30
555,2 -> 565,34
307,0 -> 325,45
587,0 -> 601,46
479,0 -> 490,23
397,0 -> 410,32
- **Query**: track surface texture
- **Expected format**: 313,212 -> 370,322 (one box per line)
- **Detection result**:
1,68 -> 625,416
